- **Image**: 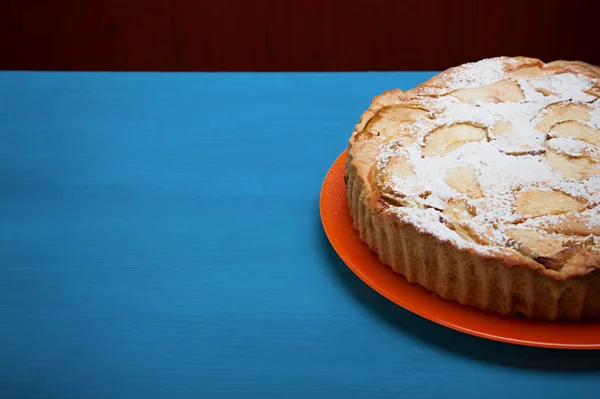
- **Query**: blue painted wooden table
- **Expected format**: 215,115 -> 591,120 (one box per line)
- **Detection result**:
1,71 -> 600,398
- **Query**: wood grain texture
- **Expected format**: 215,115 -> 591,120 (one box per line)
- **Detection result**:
2,71 -> 600,398
0,0 -> 597,71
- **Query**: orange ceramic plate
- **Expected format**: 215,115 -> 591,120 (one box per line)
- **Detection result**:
320,150 -> 600,350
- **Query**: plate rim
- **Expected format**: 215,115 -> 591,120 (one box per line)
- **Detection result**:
320,149 -> 600,350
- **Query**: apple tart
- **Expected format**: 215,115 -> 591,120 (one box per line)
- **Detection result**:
346,57 -> 600,321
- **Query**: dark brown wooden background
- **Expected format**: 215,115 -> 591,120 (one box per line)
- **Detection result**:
1,0 -> 597,71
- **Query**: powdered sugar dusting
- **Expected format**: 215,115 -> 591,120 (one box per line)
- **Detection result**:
591,101 -> 600,129
547,137 -> 599,157
446,58 -> 507,91
519,207 -> 600,233
396,207 -> 463,241
373,58 -> 600,254
519,73 -> 596,104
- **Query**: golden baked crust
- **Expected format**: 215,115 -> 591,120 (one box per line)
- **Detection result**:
346,56 -> 600,321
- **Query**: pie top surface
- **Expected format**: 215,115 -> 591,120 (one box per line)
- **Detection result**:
348,57 -> 600,278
